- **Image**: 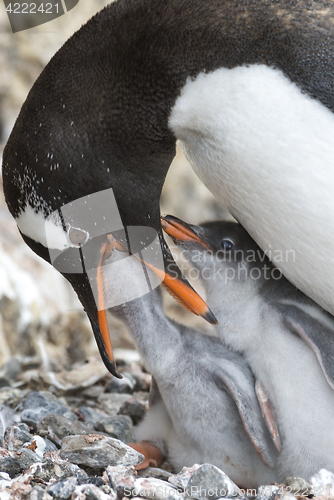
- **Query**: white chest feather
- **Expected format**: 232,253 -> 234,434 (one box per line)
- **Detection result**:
169,65 -> 334,314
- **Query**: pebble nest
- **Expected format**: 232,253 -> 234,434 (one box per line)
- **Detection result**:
0,350 -> 332,500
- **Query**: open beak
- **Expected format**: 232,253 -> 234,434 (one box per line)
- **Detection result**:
161,214 -> 211,251
161,214 -> 217,322
161,215 -> 216,323
96,229 -> 217,365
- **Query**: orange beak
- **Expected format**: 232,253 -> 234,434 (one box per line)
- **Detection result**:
96,235 -> 125,378
161,214 -> 217,323
161,214 -> 211,251
135,257 -> 216,323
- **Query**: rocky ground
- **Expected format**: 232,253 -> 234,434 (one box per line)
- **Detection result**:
0,348 -> 333,500
1,2 -> 333,500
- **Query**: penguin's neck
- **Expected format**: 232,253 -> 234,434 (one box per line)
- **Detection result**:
203,275 -> 263,351
110,288 -> 182,376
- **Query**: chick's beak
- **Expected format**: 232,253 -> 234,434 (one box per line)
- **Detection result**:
140,258 -> 217,324
160,215 -> 216,324
161,215 -> 211,251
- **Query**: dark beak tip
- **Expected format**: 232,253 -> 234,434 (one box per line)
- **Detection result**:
101,355 -> 123,379
205,310 -> 218,325
113,369 -> 123,380
104,356 -> 123,379
89,316 -> 123,379
161,214 -> 174,221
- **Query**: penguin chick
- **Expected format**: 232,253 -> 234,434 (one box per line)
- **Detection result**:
162,215 -> 334,482
100,237 -> 278,488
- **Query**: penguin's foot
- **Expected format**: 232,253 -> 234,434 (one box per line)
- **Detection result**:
128,441 -> 165,470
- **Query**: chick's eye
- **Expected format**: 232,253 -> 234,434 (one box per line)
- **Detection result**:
221,239 -> 234,251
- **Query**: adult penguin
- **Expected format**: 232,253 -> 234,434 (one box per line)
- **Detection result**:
3,0 -> 334,375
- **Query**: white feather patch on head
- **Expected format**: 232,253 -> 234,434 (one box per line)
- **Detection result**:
16,205 -> 69,250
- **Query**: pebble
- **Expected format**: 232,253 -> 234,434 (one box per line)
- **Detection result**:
19,391 -> 77,427
76,406 -> 108,427
14,447 -> 42,470
101,484 -> 116,496
105,373 -> 137,394
28,485 -> 53,500
81,385 -> 105,399
138,467 -> 173,482
280,493 -> 296,500
97,393 -> 133,416
2,480 -> 32,499
117,398 -> 146,425
23,434 -> 58,459
130,372 -> 152,392
256,485 -> 279,500
114,349 -> 141,365
310,468 -> 334,496
32,452 -> 84,482
0,377 -> 11,389
0,357 -> 22,382
285,476 -> 311,495
39,359 -> 108,393
59,434 -> 144,468
77,483 -> 116,500
46,476 -> 78,499
105,465 -> 179,500
0,456 -> 21,478
37,413 -> 103,442
0,405 -> 18,445
95,415 -> 134,443
126,477 -> 182,500
0,387 -> 26,407
3,422 -> 31,450
184,464 -> 240,499
168,465 -> 201,490
104,464 -> 137,490
75,483 -> 117,500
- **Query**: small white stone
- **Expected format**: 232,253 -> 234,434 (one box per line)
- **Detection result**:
310,469 -> 334,496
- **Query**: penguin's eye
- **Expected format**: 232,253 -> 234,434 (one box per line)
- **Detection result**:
221,239 -> 234,252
